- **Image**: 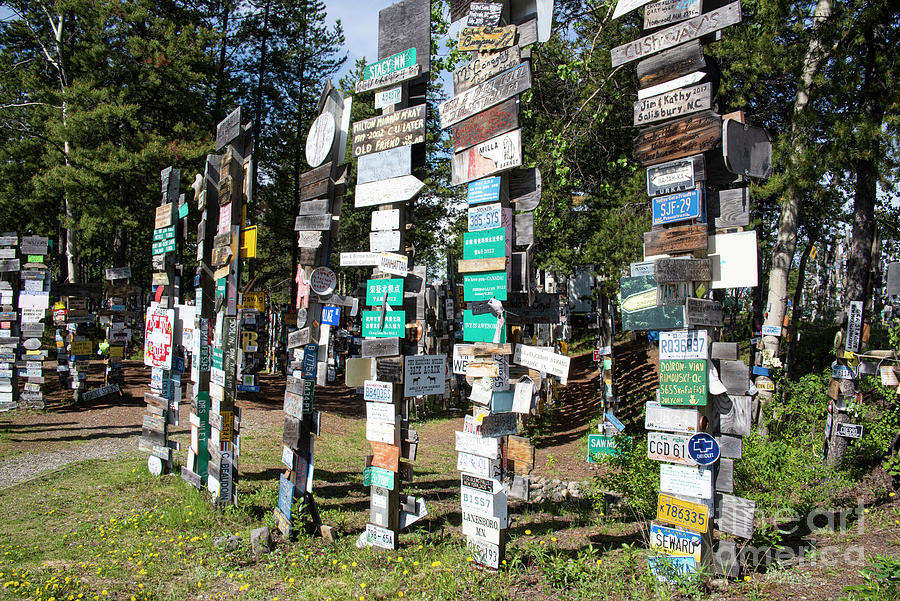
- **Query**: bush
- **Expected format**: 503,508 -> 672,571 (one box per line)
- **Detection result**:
586,435 -> 659,519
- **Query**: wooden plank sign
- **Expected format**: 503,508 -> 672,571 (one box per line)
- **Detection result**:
611,2 -> 742,66
455,430 -> 500,459
451,129 -> 522,186
643,224 -> 708,256
452,99 -> 519,152
453,47 -> 521,95
638,40 -> 706,91
352,105 -> 426,158
357,145 -> 411,185
215,106 -> 241,150
634,83 -> 713,126
377,0 -> 431,75
294,214 -> 333,231
439,62 -> 532,129
716,494 -> 755,539
461,510 -> 504,545
480,412 -> 518,437
644,0 -> 703,29
654,258 -> 712,283
634,111 -> 722,166
458,25 -> 517,52
355,175 -> 424,208
684,297 -> 723,327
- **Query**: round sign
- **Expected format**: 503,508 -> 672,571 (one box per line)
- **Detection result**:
305,113 -> 336,168
147,455 -> 163,477
687,433 -> 720,466
23,338 -> 41,351
309,267 -> 336,296
297,308 -> 308,327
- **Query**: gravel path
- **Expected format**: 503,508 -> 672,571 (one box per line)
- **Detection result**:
0,438 -> 137,490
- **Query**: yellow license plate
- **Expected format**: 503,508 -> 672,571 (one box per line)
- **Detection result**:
656,493 -> 709,533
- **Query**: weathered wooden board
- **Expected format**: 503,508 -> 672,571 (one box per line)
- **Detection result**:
458,257 -> 507,273
378,0 -> 431,75
458,25 -> 517,52
297,231 -> 323,249
710,342 -> 739,360
439,62 -> 532,129
723,119 -> 773,179
643,224 -> 707,256
634,110 -> 722,166
356,64 -> 420,94
507,435 -> 535,469
716,457 -> 734,493
299,176 -> 334,202
361,338 -> 401,359
215,106 -> 242,151
634,82 -> 713,126
450,0 -> 475,22
684,297 -> 723,327
352,105 -> 426,158
714,540 -> 741,578
451,129 -> 522,186
719,360 -> 750,395
452,98 -> 519,152
654,258 -> 712,283
515,212 -> 534,246
716,494 -> 755,539
611,2 -> 742,66
467,2 -> 503,26
298,199 -> 331,216
637,41 -> 706,89
356,174 -> 424,208
293,214 -> 333,232
357,145 -> 412,185
508,167 -> 542,211
644,0 -> 703,29
300,162 -> 332,187
480,412 -> 519,437
707,187 -> 750,228
717,434 -> 743,459
453,46 -> 521,95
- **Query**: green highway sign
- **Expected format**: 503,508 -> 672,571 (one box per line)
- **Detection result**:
363,48 -> 416,81
153,226 -> 175,242
587,434 -> 627,462
463,310 -> 506,343
366,278 -> 404,306
463,271 -> 507,301
362,310 -> 406,338
659,359 -> 708,406
463,228 -> 506,260
152,238 -> 176,256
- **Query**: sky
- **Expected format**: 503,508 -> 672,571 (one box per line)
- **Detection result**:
326,0 -> 398,83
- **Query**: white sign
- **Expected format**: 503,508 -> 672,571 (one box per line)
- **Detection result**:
310,267 -> 337,296
375,86 -> 403,110
457,451 -> 502,479
379,252 -> 408,277
143,304 -> 174,369
460,486 -> 508,520
371,209 -> 401,232
761,325 -> 782,337
281,445 -> 293,470
846,301 -> 863,353
659,330 -> 708,360
468,203 -> 502,232
364,380 -> 393,403
340,252 -> 381,267
366,401 -> 396,425
365,523 -> 395,550
366,420 -> 395,444
644,401 -> 699,434
513,344 -> 571,383
647,431 -> 697,466
708,231 -> 759,290
404,355 -> 447,396
369,230 -> 401,253
631,260 -> 655,277
512,379 -> 535,414
461,510 -> 505,544
453,345 -> 475,375
467,537 -> 500,569
660,464 -> 713,499
612,0 -> 655,19
455,431 -> 500,459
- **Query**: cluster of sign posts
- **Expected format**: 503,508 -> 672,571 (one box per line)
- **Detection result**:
441,0 -> 563,570
274,79 -> 355,538
610,0 -> 771,581
94,265 -> 139,400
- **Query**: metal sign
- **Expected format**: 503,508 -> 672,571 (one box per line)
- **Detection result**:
659,359 -> 707,406
357,145 -> 411,185
846,301 -> 863,353
363,47 -> 416,81
309,267 -> 337,296
369,230 -> 401,253
451,129 -> 523,186
656,493 -> 709,533
660,463 -> 713,499
467,177 -> 502,205
645,401 -> 699,434
379,252 -> 409,277
651,188 -> 703,226
687,433 -> 720,465
457,451 -> 502,479
463,228 -> 506,260
322,305 -> 341,326
372,209 -> 401,232
364,380 -> 393,403
463,271 -> 507,301
659,330 -> 708,360
361,310 -> 406,338
513,344 -> 572,381
468,203 -> 502,232
587,434 -> 622,462
461,485 -> 508,519
367,279 -> 404,306
835,423 -> 864,439
647,431 -> 697,466
684,298 -> 723,327
404,355 -> 447,397
365,523 -> 396,549
723,118 -> 773,179
647,156 -> 702,197
649,522 -> 703,562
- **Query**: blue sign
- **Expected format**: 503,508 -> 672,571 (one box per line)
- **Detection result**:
278,474 -> 294,520
322,305 -> 341,326
651,189 -> 702,226
172,356 -> 185,375
752,365 -> 771,377
605,410 -> 625,432
648,556 -> 697,581
302,343 -> 318,379
687,432 -> 720,466
467,176 -> 501,205
237,385 -> 260,393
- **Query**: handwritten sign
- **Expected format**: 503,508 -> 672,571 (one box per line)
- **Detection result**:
439,63 -> 532,129
634,83 -> 712,126
659,359 -> 707,406
684,298 -> 723,327
355,174 -> 424,207
644,0 -> 703,29
466,2 -> 503,26
352,105 -> 426,157
513,344 -> 572,381
634,111 -> 722,166
660,463 -> 713,499
143,306 -> 173,369
453,99 -> 519,152
458,25 -> 517,52
453,46 -> 521,95
451,129 -> 522,186
845,301 -> 863,353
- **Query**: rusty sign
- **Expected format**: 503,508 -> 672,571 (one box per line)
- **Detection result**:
452,98 -> 519,152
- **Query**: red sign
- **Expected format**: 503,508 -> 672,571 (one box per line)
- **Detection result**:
144,305 -> 174,369
593,350 -> 602,362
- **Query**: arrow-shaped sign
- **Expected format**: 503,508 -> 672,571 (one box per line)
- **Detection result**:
355,174 -> 424,208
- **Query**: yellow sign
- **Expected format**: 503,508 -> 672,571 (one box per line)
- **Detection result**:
656,493 -> 709,533
242,331 -> 259,352
239,225 -> 257,259
70,340 -> 93,356
54,301 -> 66,310
240,291 -> 265,312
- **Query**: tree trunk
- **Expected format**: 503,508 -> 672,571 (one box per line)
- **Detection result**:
251,0 -> 271,196
758,0 -> 833,434
785,240 -> 814,380
213,3 -> 230,124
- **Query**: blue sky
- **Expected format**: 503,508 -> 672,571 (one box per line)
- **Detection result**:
326,0 -> 397,82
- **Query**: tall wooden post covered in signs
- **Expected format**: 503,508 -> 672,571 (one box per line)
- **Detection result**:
441,0 -> 565,570
274,82 -> 353,538
612,0 -> 769,580
17,236 -> 50,409
340,0 -> 432,552
0,234 -> 20,411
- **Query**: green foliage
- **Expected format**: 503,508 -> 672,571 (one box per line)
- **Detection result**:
841,554 -> 900,601
587,435 -> 659,520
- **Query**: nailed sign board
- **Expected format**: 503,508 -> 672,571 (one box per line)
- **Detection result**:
467,2 -> 504,26
361,338 -> 401,358
709,187 -> 750,228
468,203 -> 503,232
341,252 -> 381,267
513,344 -> 572,382
659,359 -> 708,406
635,111 -> 722,166
647,156 -> 703,197
708,230 -> 759,289
612,0 -> 656,19
659,330 -> 708,360
369,230 -> 401,253
637,40 -> 705,90
366,278 -> 404,306
657,493 -> 709,533
461,485 -> 508,519
648,431 -> 697,466
634,83 -> 712,126
372,209 -> 401,232
352,105 -> 426,158
587,434 -> 623,461
467,177 -> 502,205
457,451 -> 503,479
294,214 -> 333,232
439,62 -> 532,129
453,46 -> 521,95
655,258 -> 712,283
404,355 -> 447,397
481,412 -> 519,437
723,119 -> 773,179
361,310 -> 406,338
356,64 -> 420,94
452,129 -> 523,186
509,167 -> 542,211
836,422 -> 864,439
375,86 -> 403,110
846,301 -> 863,353
366,523 -> 396,550
645,401 -> 699,434
144,305 -> 174,369
660,463 -> 713,499
644,0 -> 703,29
215,107 -> 242,150
363,47 -> 416,82
461,510 -> 504,545
644,224 -> 708,256
458,25 -> 517,52
619,275 -> 685,331
364,380 -> 393,403
453,99 -> 519,152
611,2 -> 742,66
105,266 -> 132,281
356,174 -> 424,208
455,430 -> 500,459
463,227 -> 506,260
357,145 -> 411,185
463,271 -> 507,301
651,188 -> 703,227
377,0 -> 431,75
684,298 -> 723,327
650,522 -> 703,564
716,494 -> 755,539
379,252 -> 409,277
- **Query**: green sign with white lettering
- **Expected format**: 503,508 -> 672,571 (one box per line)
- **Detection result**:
153,226 -> 175,242
151,238 -> 176,256
587,434 -> 629,462
363,48 -> 416,81
659,359 -> 708,406
362,310 -> 406,338
366,278 -> 404,306
463,228 -> 506,260
212,348 -> 223,371
463,310 -> 506,343
463,271 -> 507,301
362,466 -> 395,490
